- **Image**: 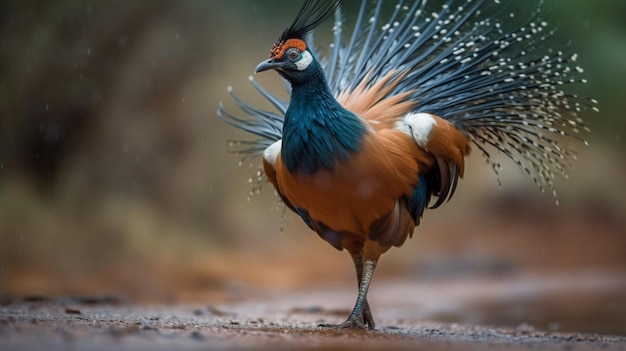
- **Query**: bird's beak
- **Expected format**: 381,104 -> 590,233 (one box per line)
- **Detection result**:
255,58 -> 281,73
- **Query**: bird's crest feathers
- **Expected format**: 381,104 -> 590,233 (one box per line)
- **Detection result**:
269,0 -> 342,59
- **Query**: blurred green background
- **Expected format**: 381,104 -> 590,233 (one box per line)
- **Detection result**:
0,0 -> 625,335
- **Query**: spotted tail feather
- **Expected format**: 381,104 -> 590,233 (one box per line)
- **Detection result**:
325,0 -> 595,197
217,78 -> 287,159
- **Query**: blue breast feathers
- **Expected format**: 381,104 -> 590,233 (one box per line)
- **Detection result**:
281,60 -> 366,175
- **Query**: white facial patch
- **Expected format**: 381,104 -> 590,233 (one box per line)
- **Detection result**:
395,112 -> 437,148
263,139 -> 282,167
294,50 -> 313,71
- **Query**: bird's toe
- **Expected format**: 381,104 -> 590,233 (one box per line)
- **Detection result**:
318,316 -> 373,330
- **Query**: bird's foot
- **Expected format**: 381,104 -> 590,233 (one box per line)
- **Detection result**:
318,315 -> 375,330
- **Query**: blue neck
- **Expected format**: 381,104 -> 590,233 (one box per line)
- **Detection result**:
281,61 -> 366,174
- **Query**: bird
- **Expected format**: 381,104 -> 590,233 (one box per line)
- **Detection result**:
218,0 -> 595,330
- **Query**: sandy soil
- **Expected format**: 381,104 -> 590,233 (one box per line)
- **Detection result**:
2,275 -> 625,351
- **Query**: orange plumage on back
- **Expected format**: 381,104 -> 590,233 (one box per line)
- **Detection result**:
337,70 -> 416,128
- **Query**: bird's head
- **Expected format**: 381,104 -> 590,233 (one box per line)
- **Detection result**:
255,38 -> 315,84
254,0 -> 341,85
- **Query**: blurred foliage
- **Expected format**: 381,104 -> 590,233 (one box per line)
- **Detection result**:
0,0 -> 623,184
0,0 -> 624,303
544,0 -> 626,137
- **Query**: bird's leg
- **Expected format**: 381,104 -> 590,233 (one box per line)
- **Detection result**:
319,255 -> 378,330
346,258 -> 377,329
350,252 -> 375,328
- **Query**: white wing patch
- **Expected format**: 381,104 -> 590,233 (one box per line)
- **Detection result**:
263,140 -> 282,167
395,112 -> 437,148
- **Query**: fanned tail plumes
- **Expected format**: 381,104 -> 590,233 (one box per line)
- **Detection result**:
218,0 -> 596,197
219,82 -> 286,160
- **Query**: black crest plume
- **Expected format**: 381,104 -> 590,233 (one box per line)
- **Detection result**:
279,0 -> 342,42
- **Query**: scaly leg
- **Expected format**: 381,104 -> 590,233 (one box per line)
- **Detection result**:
350,252 -> 375,328
319,255 -> 378,330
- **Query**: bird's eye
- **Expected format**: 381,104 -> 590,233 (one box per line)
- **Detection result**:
287,49 -> 301,61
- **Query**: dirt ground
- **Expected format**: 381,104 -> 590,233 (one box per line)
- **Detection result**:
2,273 -> 625,351
3,189 -> 626,350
